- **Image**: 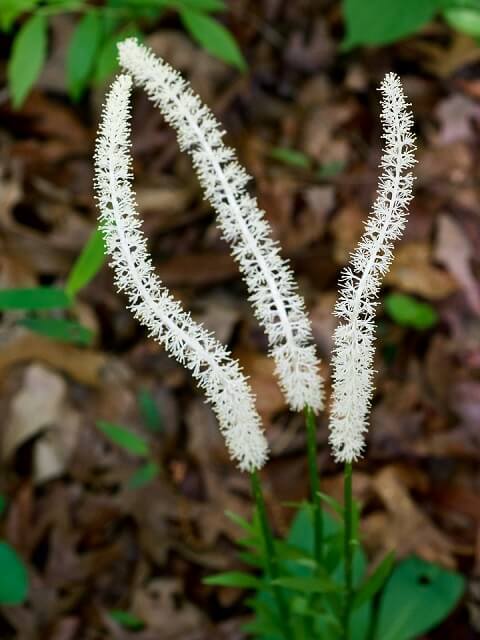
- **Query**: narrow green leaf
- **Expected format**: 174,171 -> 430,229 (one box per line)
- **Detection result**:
224,510 -> 256,534
128,461 -> 160,489
318,491 -> 344,517
180,9 -> 246,70
353,552 -> 395,610
109,610 -> 145,630
270,146 -> 311,169
19,317 -> 94,346
342,0 -> 437,49
0,287 -> 70,310
204,571 -> 262,589
375,556 -> 465,640
66,229 -> 106,297
273,575 -> 342,593
67,11 -> 103,101
384,293 -> 438,330
137,388 -> 163,432
97,421 -> 150,457
0,542 -> 28,605
316,159 -> 346,179
0,0 -> 37,31
8,13 -> 47,108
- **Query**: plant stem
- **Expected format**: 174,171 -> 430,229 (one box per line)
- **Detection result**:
343,461 -> 354,640
250,470 -> 292,640
305,405 -> 323,564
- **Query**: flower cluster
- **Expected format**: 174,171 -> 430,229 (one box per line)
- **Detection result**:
94,74 -> 268,472
329,73 -> 416,463
117,38 -> 324,414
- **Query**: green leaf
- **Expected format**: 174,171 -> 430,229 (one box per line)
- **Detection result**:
353,551 -> 395,610
224,510 -> 256,534
273,575 -> 342,593
137,388 -> 163,432
204,571 -> 262,589
0,495 -> 6,517
176,0 -> 226,10
375,556 -> 465,640
180,9 -> 246,70
97,421 -> 150,456
67,11 -> 103,100
269,147 -> 311,169
316,160 -> 346,179
109,609 -> 145,630
384,293 -> 438,330
8,13 -> 48,108
342,0 -> 438,49
443,6 -> 480,37
0,287 -> 70,310
0,542 -> 29,605
128,461 -> 160,488
19,317 -> 94,346
65,229 -> 106,297
0,0 -> 38,31
93,23 -> 142,83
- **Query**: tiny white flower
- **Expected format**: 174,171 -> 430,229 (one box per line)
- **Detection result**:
117,38 -> 323,414
329,73 -> 416,463
94,74 -> 268,472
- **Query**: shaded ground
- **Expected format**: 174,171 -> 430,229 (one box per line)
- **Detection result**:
0,1 -> 480,638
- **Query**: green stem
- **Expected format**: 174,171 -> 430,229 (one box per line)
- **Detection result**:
305,406 -> 323,564
250,471 -> 292,640
343,462 -> 354,640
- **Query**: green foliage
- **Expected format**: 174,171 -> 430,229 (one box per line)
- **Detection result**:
0,287 -> 71,310
443,3 -> 480,37
109,609 -> 145,630
384,293 -> 438,330
374,556 -> 465,640
7,12 -> 47,108
180,8 -> 246,70
67,10 -> 104,100
137,387 -> 163,432
97,420 -> 150,456
207,502 -> 465,640
4,0 -> 245,107
0,542 -> 29,605
19,316 -> 94,345
65,228 -> 106,298
127,460 -> 160,488
269,147 -> 311,170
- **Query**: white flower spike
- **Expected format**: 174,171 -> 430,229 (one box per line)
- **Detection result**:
329,73 -> 416,463
117,37 -> 323,414
94,74 -> 268,472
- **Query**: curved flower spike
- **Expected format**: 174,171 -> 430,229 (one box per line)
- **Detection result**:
329,73 -> 416,463
94,74 -> 268,472
117,38 -> 323,414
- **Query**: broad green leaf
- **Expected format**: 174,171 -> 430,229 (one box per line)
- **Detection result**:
342,0 -> 438,49
93,23 -> 142,83
0,287 -> 70,310
66,229 -> 106,297
0,542 -> 28,605
8,13 -> 47,108
97,421 -> 149,456
443,6 -> 480,37
384,293 -> 438,330
67,11 -> 103,100
273,575 -> 342,593
375,556 -> 465,640
204,571 -> 262,589
0,0 -> 38,31
128,461 -> 160,488
19,317 -> 94,346
353,551 -> 395,610
180,9 -> 246,70
137,388 -> 163,432
109,610 -> 144,630
269,147 -> 311,169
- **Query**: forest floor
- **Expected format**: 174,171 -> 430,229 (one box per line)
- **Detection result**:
0,1 -> 479,638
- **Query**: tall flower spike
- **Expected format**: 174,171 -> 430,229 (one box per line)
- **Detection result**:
94,74 -> 268,472
118,38 -> 323,414
329,73 -> 416,463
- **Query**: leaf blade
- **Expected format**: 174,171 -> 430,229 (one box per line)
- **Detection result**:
97,421 -> 150,457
